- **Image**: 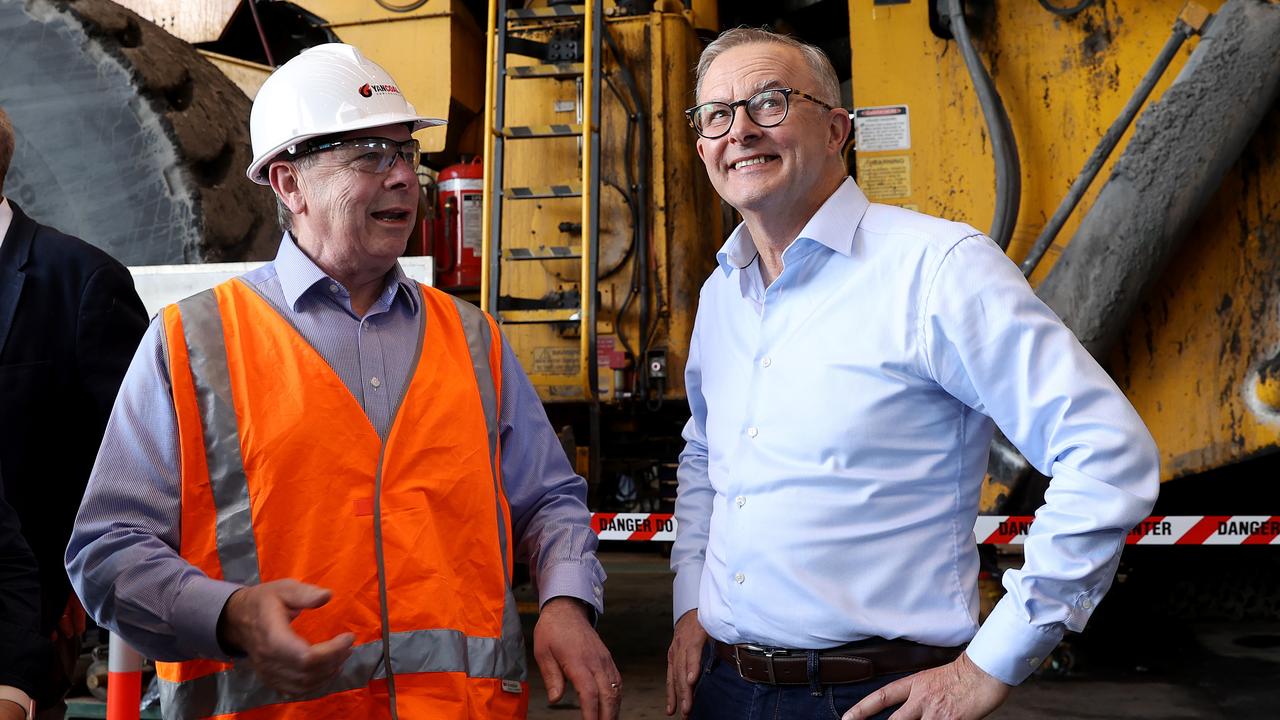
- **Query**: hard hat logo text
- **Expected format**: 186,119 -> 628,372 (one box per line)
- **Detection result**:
358,83 -> 401,98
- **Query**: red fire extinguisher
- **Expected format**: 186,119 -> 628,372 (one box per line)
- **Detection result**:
433,158 -> 484,290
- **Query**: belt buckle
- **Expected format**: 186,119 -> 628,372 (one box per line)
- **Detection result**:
743,644 -> 788,684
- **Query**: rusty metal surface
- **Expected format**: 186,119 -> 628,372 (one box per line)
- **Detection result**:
850,0 -> 1280,490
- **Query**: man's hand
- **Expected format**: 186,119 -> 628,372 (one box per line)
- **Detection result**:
0,698 -> 27,720
217,579 -> 355,696
842,652 -> 1011,720
665,609 -> 708,718
532,596 -> 621,720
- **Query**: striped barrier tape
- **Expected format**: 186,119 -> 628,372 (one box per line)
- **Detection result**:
591,513 -> 1280,545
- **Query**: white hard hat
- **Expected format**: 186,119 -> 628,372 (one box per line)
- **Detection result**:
246,43 -> 445,184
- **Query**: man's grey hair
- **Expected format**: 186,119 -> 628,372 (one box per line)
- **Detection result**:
0,107 -> 14,193
694,27 -> 841,109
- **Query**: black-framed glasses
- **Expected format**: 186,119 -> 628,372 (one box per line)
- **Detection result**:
684,87 -> 835,139
287,137 -> 421,174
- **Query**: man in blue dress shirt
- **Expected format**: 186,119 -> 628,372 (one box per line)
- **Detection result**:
665,28 -> 1159,720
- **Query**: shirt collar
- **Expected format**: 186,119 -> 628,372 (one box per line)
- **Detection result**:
714,177 -> 872,276
0,197 -> 12,252
273,232 -> 420,315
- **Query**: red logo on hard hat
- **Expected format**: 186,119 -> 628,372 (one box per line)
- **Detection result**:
358,83 -> 400,98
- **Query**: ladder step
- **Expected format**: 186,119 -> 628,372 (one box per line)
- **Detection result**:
499,308 -> 580,324
507,247 -> 583,261
505,184 -> 582,199
508,63 -> 584,79
503,124 -> 582,138
507,5 -> 585,20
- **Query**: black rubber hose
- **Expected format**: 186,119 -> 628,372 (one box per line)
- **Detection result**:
941,0 -> 1021,251
1038,0 -> 1096,17
602,22 -> 653,401
1020,19 -> 1194,277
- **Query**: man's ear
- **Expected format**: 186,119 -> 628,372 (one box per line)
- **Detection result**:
828,108 -> 852,155
269,162 -> 305,215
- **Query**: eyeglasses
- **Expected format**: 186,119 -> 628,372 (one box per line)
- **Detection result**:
685,87 -> 835,139
287,137 -> 421,174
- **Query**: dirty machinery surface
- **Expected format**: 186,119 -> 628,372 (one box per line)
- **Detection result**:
0,0 -> 277,264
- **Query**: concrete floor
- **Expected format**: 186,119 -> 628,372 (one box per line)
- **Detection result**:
519,552 -> 1280,720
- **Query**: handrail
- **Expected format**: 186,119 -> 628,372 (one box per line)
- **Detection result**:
579,0 -> 599,400
479,0 -> 500,313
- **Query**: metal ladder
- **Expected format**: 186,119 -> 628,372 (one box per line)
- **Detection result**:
480,0 -> 603,402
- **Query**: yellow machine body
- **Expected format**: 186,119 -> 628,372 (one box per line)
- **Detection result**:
115,0 -> 485,159
482,1 -> 722,404
848,0 -> 1280,493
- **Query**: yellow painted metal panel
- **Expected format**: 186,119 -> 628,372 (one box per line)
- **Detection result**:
293,0 -> 484,156
849,0 -> 1280,484
489,5 -> 720,404
198,51 -> 271,100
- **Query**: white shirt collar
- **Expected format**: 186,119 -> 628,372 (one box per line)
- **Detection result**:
0,197 -> 13,252
714,177 -> 872,276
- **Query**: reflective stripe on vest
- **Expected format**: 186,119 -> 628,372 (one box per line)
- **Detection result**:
158,280 -> 526,718
159,629 -> 523,718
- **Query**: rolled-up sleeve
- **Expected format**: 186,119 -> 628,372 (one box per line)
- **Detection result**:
66,319 -> 242,662
498,340 -> 607,616
920,235 -> 1159,685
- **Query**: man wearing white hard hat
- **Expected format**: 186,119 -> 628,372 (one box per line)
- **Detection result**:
67,44 -> 621,720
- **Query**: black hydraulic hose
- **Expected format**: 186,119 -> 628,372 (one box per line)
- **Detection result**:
607,74 -> 641,371
941,0 -> 1021,250
246,0 -> 276,67
602,23 -> 652,402
1020,18 -> 1196,277
1038,0 -> 1096,17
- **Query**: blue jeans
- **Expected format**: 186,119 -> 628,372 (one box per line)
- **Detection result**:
690,644 -> 906,720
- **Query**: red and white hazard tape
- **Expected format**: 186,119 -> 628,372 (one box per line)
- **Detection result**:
591,513 -> 1280,545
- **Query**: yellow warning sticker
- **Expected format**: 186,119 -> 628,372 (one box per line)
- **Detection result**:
857,155 -> 912,200
532,346 -> 579,375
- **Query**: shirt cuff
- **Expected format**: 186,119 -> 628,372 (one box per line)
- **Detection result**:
537,560 -> 606,619
672,564 -> 703,625
171,575 -> 244,661
0,686 -> 33,720
965,595 -> 1064,685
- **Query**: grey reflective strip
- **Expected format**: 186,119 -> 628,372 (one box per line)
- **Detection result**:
160,631 -> 524,718
450,297 -> 500,476
448,295 -> 527,682
176,289 -> 261,585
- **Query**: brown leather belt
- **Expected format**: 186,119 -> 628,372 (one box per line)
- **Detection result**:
714,639 -> 963,685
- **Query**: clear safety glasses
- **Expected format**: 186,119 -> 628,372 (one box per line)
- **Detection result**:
289,137 -> 421,174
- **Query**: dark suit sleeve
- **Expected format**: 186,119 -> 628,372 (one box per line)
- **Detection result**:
0,487 -> 50,699
75,261 -> 148,422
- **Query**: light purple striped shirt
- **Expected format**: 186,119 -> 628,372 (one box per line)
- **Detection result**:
66,236 -> 604,662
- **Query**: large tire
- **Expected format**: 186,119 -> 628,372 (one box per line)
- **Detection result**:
0,0 -> 277,264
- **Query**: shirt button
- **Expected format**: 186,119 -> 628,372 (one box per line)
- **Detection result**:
370,376 -> 382,388
1026,657 -> 1038,667
761,356 -> 771,368
747,426 -> 758,438
734,572 -> 745,584
328,283 -> 339,293
735,496 -> 745,508
1081,597 -> 1093,610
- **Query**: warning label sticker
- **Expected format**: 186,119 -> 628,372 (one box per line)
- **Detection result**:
857,155 -> 912,200
854,105 -> 910,152
461,195 -> 483,252
531,346 -> 579,375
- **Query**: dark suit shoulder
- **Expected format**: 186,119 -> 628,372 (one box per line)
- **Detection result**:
25,216 -> 130,278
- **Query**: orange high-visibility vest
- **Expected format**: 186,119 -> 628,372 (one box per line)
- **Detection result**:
152,278 -> 528,719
